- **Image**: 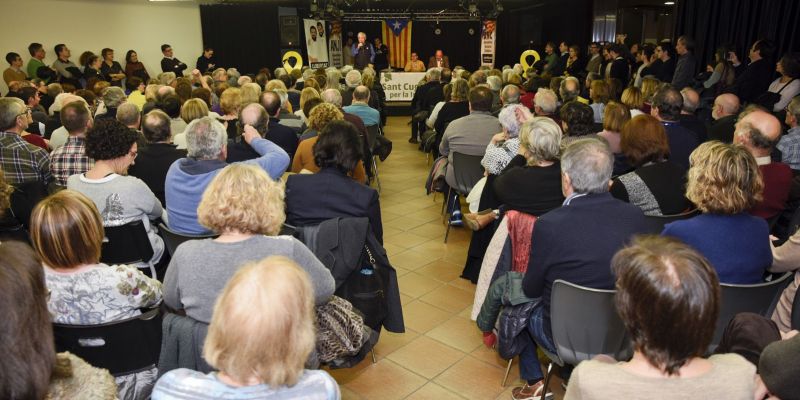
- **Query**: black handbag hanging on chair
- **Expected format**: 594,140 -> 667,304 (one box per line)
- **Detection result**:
335,244 -> 389,331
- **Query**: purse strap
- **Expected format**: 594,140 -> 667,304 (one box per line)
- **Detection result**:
776,78 -> 797,95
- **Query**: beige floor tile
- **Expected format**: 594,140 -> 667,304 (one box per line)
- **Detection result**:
406,382 -> 467,400
449,277 -> 477,291
402,300 -> 454,333
434,356 -> 508,400
384,231 -> 431,249
398,272 -> 444,298
416,259 -> 465,284
339,385 -> 364,400
426,315 -> 483,353
386,336 -> 466,379
407,222 -> 448,239
419,284 -> 475,313
343,359 -> 427,400
372,328 -> 420,360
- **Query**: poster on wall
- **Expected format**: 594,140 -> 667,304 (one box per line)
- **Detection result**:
480,20 -> 497,67
328,21 -> 343,68
304,19 -> 329,68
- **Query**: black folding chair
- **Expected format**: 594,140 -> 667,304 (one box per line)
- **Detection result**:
443,152 -> 484,243
101,220 -> 156,277
158,223 -> 218,257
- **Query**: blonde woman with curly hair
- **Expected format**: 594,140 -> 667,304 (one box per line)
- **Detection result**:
153,256 -> 339,399
163,163 -> 334,324
662,141 -> 770,284
291,104 -> 367,183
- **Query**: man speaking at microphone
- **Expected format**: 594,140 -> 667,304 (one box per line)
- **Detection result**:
351,32 -> 375,70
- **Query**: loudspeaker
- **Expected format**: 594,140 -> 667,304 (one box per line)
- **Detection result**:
279,15 -> 300,47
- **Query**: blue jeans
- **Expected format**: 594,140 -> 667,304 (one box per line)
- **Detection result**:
518,302 -> 556,382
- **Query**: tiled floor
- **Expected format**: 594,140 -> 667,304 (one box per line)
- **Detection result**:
326,116 -> 566,400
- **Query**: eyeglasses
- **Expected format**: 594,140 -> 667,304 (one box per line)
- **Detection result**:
15,107 -> 31,118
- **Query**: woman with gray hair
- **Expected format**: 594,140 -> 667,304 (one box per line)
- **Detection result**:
481,104 -> 533,175
95,86 -> 127,120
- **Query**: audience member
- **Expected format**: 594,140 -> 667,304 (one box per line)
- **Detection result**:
765,52 -> 800,112
565,236 -> 757,399
589,80 -> 609,123
672,35 -> 697,90
732,39 -> 775,103
51,44 -> 80,87
703,46 -> 736,95
516,138 -> 651,399
153,256 -> 339,399
172,97 -> 209,148
31,189 -> 162,399
195,47 -> 217,74
559,101 -> 596,144
160,44 -> 187,75
565,44 -> 587,78
126,76 -> 146,110
434,79 -> 470,150
733,108 -> 791,220
3,52 -> 26,85
678,87 -> 707,142
343,85 -> 380,126
226,103 -> 270,163
608,44 -> 630,85
481,104 -> 533,176
662,141 -> 771,283
117,102 -> 142,131
124,49 -> 150,82
611,114 -> 690,215
410,68 -> 444,143
597,101 -> 630,154
255,91 -> 300,160
0,97 -> 53,186
50,101 -> 94,186
585,42 -> 602,75
164,163 -> 334,323
709,93 -> 740,143
650,85 -> 699,169
286,120 -> 382,241
26,42 -> 50,82
165,117 -> 289,234
0,241 -> 117,400
129,109 -> 187,206
100,48 -> 126,88
96,86 -> 126,121
218,88 -> 242,139
294,87 -> 320,122
654,42 -> 676,83
769,227 -> 800,333
777,97 -> 800,171
532,88 -> 560,125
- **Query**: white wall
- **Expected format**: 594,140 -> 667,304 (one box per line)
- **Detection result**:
0,0 -> 202,94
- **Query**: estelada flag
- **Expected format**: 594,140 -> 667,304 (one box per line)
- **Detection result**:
381,19 -> 413,69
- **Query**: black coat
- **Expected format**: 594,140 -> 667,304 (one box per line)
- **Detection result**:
734,59 -> 775,103
609,57 -> 630,85
128,143 -> 187,207
161,57 -> 187,75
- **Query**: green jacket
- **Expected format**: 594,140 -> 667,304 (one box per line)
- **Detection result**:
26,58 -> 48,82
476,271 -> 536,332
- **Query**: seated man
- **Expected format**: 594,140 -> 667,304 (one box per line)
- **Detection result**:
165,117 -> 289,234
439,86 -> 501,224
128,109 -> 187,206
404,52 -> 425,72
733,107 -> 791,221
516,138 -> 651,399
678,87 -> 708,143
257,91 -> 300,161
777,97 -> 800,171
343,86 -> 380,127
708,93 -> 740,143
650,85 -> 699,170
0,97 -> 53,187
49,101 -> 94,187
227,103 -> 272,163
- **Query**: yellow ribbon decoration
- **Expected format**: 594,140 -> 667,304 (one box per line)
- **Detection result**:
520,50 -> 541,78
282,51 -> 303,72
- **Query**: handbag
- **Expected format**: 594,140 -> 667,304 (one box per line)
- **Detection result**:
315,295 -> 367,363
755,78 -> 796,110
335,245 -> 388,331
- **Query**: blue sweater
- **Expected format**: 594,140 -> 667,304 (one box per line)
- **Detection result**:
165,138 -> 289,234
662,213 -> 772,284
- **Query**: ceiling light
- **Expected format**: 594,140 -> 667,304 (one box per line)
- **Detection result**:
664,1 -> 675,4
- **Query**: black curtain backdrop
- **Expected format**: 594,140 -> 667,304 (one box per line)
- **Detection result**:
200,3 -> 281,75
675,0 -> 800,68
411,21 -> 482,71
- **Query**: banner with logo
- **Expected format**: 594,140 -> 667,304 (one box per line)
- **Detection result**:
304,19 -> 329,68
328,21 -> 343,68
480,20 -> 497,67
380,71 -> 425,101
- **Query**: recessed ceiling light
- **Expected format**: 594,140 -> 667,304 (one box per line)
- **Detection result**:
664,1 -> 675,4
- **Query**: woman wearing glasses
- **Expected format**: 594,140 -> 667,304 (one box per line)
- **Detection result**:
67,118 -> 165,273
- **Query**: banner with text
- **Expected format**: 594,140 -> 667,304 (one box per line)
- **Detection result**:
480,20 -> 497,68
328,21 -> 343,67
380,72 -> 425,101
304,19 -> 329,68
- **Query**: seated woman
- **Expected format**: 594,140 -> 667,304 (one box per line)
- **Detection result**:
0,241 -> 118,400
292,104 -> 367,183
589,80 -> 609,123
30,189 -> 162,399
564,235 -> 757,399
67,118 -> 165,273
152,256 -> 340,400
559,100 -> 596,148
164,163 -> 335,324
610,114 -> 690,216
596,101 -> 630,155
481,104 -> 533,176
172,98 -> 211,149
662,141 -> 771,284
768,227 -> 800,333
286,120 -> 382,242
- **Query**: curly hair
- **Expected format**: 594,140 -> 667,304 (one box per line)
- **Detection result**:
307,102 -> 343,132
686,141 -> 764,214
560,101 -> 595,137
313,120 -> 363,174
198,164 -> 285,235
85,119 -> 140,161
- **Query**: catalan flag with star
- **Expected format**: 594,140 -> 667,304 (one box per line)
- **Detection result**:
381,18 -> 412,69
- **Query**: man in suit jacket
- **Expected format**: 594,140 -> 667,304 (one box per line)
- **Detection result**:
733,39 -> 776,103
652,86 -> 699,170
585,42 -> 602,75
428,50 -> 450,69
608,44 -> 630,85
513,138 -> 651,399
160,44 -> 187,75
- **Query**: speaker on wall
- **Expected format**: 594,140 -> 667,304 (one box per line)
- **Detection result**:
279,15 -> 300,47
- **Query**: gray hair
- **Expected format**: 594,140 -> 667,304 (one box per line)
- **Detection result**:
561,138 -> 613,194
340,65 -> 354,76
788,97 -> 800,122
325,70 -> 342,90
426,68 -> 441,81
0,97 -> 25,131
486,76 -> 502,92
273,67 -> 287,78
102,87 -> 127,108
273,89 -> 290,110
321,88 -> 343,107
560,77 -> 580,103
158,72 -> 176,86
186,116 -> 227,159
498,104 -> 533,138
240,103 -> 269,137
518,117 -> 562,164
345,70 -> 362,88
302,68 -> 315,80
500,84 -> 521,104
227,68 -> 241,87
534,88 -> 558,114
116,103 -> 140,127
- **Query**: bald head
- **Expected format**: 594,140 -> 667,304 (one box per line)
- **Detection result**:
321,88 -> 343,107
713,94 -> 740,119
680,88 -> 699,114
240,103 -> 269,137
735,109 -> 781,156
353,85 -> 370,102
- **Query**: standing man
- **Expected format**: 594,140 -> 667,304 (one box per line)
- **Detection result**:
51,44 -> 80,87
404,52 -> 425,72
585,42 -> 602,75
373,37 -> 390,71
351,32 -> 375,70
608,44 -> 630,85
196,47 -> 217,74
428,50 -> 450,69
672,35 -> 697,90
160,44 -> 188,75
